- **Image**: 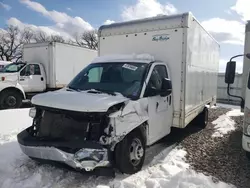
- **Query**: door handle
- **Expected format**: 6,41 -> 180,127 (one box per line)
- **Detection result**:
20,79 -> 24,81
156,102 -> 159,109
41,77 -> 44,81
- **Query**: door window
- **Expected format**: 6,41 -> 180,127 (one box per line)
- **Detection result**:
144,65 -> 168,97
20,64 -> 41,76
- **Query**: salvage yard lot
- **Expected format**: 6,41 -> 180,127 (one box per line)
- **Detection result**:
0,105 -> 247,188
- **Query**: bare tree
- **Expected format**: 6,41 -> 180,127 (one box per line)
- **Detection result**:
50,35 -> 65,43
33,31 -> 51,43
75,30 -> 98,50
0,26 -> 33,62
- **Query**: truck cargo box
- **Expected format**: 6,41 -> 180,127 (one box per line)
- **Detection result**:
98,12 -> 219,128
23,42 -> 97,88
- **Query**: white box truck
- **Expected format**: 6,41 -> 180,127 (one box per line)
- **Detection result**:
0,42 -> 97,109
17,12 -> 219,174
224,21 -> 250,159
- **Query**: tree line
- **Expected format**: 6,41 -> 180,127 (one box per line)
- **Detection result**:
0,25 -> 98,62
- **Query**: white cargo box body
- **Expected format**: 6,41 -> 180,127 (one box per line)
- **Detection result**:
23,42 -> 97,88
99,12 -> 219,128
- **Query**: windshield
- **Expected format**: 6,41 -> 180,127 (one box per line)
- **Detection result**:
1,63 -> 26,73
68,62 -> 148,98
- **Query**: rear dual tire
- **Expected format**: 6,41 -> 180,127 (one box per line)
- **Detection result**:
246,151 -> 250,160
195,107 -> 208,128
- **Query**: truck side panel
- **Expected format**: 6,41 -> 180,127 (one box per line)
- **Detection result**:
99,28 -> 184,127
54,43 -> 97,88
183,18 -> 219,127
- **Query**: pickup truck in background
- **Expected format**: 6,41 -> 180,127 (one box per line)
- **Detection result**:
17,12 -> 219,174
0,42 -> 97,109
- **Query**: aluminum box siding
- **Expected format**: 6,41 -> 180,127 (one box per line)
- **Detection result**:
99,28 -> 184,122
23,42 -> 97,89
54,43 -> 97,88
184,18 -> 219,127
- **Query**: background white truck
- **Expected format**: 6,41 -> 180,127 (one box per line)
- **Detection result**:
225,21 -> 250,159
0,61 -> 12,71
0,42 -> 97,109
17,12 -> 219,174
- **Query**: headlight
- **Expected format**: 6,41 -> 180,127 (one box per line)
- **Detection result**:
29,107 -> 36,118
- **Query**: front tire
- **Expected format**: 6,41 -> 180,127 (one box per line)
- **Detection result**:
0,90 -> 22,109
114,130 -> 146,174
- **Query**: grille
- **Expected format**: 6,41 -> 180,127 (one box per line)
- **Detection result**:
30,107 -> 108,142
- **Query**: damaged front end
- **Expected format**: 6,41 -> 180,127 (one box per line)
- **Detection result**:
17,106 -> 113,171
17,98 -> 149,172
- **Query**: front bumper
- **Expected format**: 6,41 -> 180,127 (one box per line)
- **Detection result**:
242,134 -> 250,152
17,129 -> 111,171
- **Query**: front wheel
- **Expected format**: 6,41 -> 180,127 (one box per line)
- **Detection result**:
114,130 -> 146,174
0,90 -> 22,109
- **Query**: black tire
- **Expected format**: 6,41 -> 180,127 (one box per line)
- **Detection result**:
195,107 -> 208,129
114,129 -> 146,174
0,90 -> 22,109
246,151 -> 250,160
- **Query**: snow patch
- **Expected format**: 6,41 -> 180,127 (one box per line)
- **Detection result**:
108,147 -> 234,188
212,109 -> 243,137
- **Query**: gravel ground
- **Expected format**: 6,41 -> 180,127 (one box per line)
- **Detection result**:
181,107 -> 250,188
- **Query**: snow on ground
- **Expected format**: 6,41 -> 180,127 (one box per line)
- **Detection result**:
212,108 -> 243,137
0,108 -> 235,188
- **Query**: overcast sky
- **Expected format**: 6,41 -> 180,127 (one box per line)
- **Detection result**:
0,0 -> 249,73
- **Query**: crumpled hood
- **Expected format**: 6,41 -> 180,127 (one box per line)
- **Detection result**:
31,89 -> 129,112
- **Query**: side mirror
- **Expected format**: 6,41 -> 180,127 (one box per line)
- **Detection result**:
160,78 -> 172,97
225,61 -> 236,84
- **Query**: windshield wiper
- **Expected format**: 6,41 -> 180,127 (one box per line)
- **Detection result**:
66,86 -> 80,92
87,89 -> 116,96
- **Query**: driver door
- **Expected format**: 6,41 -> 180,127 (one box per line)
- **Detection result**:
144,63 -> 173,145
19,64 -> 46,92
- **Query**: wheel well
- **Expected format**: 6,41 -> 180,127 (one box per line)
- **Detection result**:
0,87 -> 24,99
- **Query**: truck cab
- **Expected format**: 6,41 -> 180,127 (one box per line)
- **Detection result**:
0,62 -> 46,109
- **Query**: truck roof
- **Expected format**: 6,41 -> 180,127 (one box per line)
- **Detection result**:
92,54 -> 155,64
98,12 -> 219,45
23,42 -> 97,52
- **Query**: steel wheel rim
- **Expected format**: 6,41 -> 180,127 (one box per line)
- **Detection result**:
129,138 -> 144,166
4,96 -> 17,107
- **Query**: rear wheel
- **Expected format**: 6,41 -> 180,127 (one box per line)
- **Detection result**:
195,107 -> 208,128
246,151 -> 250,160
0,90 -> 22,109
114,130 -> 146,174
